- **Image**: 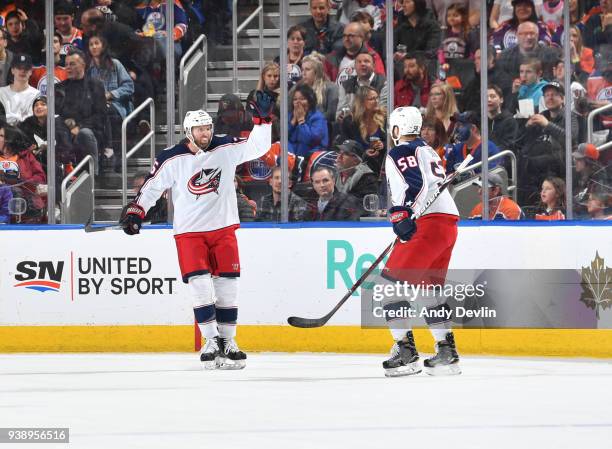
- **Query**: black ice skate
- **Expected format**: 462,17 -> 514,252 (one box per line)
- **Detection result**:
424,332 -> 461,376
383,331 -> 421,377
218,337 -> 247,370
200,336 -> 221,370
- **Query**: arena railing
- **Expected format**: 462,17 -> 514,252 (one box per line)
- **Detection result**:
232,0 -> 264,93
587,103 -> 612,152
121,98 -> 156,207
60,155 -> 95,224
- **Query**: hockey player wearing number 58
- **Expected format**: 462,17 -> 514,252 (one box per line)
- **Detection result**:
379,106 -> 461,377
119,91 -> 274,370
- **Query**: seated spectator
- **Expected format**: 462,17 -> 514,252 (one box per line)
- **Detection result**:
0,54 -> 40,125
56,49 -> 108,175
490,0 -> 551,51
425,82 -> 458,135
214,94 -> 252,139
18,96 -> 74,192
429,0 -> 482,28
29,32 -> 68,95
339,0 -> 382,30
469,172 -> 524,220
440,2 -> 472,64
134,0 -> 189,59
394,52 -> 431,109
132,170 -> 168,223
336,50 -> 387,120
572,143 -> 609,210
393,0 -> 442,57
586,191 -> 612,220
234,175 -> 257,222
446,111 -> 502,173
334,139 -> 378,207
496,21 -> 561,80
54,1 -> 83,60
551,58 -> 588,113
338,85 -> 387,174
275,25 -> 308,89
300,53 -> 339,125
490,0 -> 543,30
80,8 -> 145,69
551,0 -> 587,45
533,176 -> 566,220
0,28 -> 14,88
460,46 -> 514,113
586,62 -> 612,131
256,166 -> 309,222
487,84 -> 518,152
86,33 -> 134,155
247,62 -> 280,122
350,10 -> 384,57
583,0 -> 612,50
420,116 -> 449,167
507,58 -> 548,114
324,21 -> 385,84
307,166 -> 361,220
0,174 -> 11,223
4,9 -> 43,64
517,81 -> 579,205
569,25 -> 595,76
288,83 -> 329,159
299,0 -> 344,55
0,125 -> 46,222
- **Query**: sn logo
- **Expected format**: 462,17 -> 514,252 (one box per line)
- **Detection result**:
14,261 -> 64,293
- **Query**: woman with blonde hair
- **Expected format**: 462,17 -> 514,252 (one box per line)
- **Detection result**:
425,82 -> 458,135
300,52 -> 338,124
247,61 -> 280,120
338,85 -> 387,174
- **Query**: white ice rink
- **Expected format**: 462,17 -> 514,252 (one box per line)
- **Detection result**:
1,353 -> 611,449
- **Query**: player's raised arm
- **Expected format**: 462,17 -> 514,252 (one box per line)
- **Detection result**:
229,90 -> 274,165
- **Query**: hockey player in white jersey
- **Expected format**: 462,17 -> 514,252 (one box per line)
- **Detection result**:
120,91 -> 274,370
380,106 -> 461,377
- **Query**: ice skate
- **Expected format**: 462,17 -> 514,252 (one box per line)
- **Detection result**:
218,337 -> 247,370
424,332 -> 461,376
383,331 -> 421,377
199,336 -> 221,370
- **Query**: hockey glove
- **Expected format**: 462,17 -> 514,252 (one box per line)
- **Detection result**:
247,90 -> 274,124
389,206 -> 417,242
120,203 -> 145,235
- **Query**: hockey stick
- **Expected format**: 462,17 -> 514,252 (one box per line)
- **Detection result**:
83,213 -> 123,233
287,154 -> 474,329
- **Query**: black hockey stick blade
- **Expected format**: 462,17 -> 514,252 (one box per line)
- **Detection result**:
84,212 -> 123,233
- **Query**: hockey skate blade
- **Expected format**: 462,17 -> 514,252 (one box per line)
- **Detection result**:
425,363 -> 461,376
384,362 -> 422,378
217,358 -> 246,370
201,359 -> 218,370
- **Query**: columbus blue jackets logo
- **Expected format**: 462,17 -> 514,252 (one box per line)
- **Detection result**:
188,167 -> 222,196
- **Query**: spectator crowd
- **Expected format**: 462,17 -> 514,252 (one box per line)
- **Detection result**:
0,0 -> 610,224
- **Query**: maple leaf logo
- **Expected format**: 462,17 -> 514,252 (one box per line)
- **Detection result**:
579,252 -> 612,319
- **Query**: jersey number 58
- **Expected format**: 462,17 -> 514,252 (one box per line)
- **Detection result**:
396,155 -> 418,171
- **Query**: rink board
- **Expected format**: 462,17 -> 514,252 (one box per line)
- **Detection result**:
1,223 -> 611,356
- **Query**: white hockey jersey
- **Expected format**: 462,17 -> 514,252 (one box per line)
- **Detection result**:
135,124 -> 271,234
385,137 -> 459,217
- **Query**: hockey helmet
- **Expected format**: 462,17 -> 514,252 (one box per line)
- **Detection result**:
183,109 -> 213,148
389,106 -> 422,145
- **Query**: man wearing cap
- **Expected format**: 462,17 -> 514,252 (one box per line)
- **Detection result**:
517,80 -> 579,205
0,53 -> 40,125
214,94 -> 253,139
469,172 -> 524,220
334,139 -> 378,205
573,142 -> 610,211
445,111 -> 501,174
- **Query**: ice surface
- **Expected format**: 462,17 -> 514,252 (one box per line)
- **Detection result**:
1,353 -> 611,449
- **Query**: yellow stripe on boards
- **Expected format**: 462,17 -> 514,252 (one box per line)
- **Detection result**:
0,326 -> 611,358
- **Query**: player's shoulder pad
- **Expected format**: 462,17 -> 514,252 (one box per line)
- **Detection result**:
209,134 -> 245,151
155,142 -> 191,166
389,139 -> 419,160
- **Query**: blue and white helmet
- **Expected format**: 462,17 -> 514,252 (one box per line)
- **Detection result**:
389,106 -> 422,145
183,110 -> 213,148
